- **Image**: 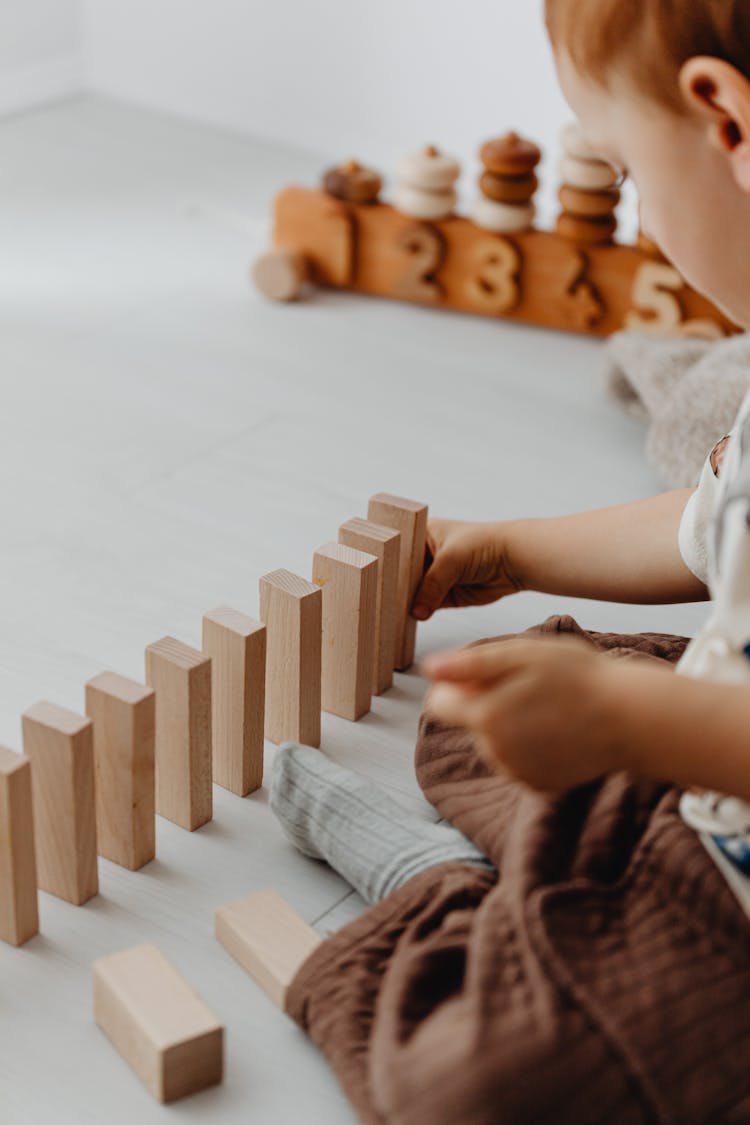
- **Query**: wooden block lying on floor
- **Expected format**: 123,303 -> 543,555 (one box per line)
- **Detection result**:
21,702 -> 98,906
215,890 -> 321,1009
93,943 -> 224,1103
202,608 -> 266,797
85,673 -> 156,871
312,542 -> 378,721
367,493 -> 428,670
259,570 -> 322,747
145,638 -> 212,832
339,517 -> 401,695
0,746 -> 39,946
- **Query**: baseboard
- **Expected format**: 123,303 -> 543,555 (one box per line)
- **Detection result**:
0,54 -> 85,116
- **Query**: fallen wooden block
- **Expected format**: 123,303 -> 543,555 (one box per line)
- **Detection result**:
145,637 -> 212,831
0,746 -> 39,946
21,701 -> 98,906
313,542 -> 379,721
215,890 -> 321,1009
259,569 -> 322,747
202,607 -> 266,797
93,943 -> 224,1103
367,493 -> 428,670
339,517 -> 401,695
85,673 -> 156,871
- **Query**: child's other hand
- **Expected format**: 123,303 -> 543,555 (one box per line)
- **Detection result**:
412,519 -> 523,622
422,637 -> 624,792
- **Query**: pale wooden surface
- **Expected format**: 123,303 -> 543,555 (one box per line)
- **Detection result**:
0,746 -> 39,945
145,637 -> 213,831
202,608 -> 266,797
259,569 -> 322,747
94,943 -> 224,1103
313,542 -> 378,721
339,517 -> 401,694
0,96 -> 712,1124
21,701 -> 99,906
367,494 -> 429,670
86,672 -> 156,870
215,890 -> 322,1010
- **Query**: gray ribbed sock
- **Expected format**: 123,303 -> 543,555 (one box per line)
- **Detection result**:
270,742 -> 493,906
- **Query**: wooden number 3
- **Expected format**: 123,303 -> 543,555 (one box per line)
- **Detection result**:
466,237 -> 521,314
394,223 -> 446,303
626,261 -> 725,338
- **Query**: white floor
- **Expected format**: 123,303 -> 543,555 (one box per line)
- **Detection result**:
0,96 -> 710,1125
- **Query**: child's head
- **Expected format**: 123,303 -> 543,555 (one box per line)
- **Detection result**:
545,0 -> 750,327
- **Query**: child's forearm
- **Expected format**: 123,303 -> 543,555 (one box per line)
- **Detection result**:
609,661 -> 750,801
507,488 -> 708,604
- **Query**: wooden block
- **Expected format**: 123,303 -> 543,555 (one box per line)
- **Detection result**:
93,943 -> 224,1103
215,890 -> 321,1009
259,570 -> 322,748
144,638 -> 212,832
202,608 -> 266,797
85,673 -> 155,871
21,702 -> 98,906
312,542 -> 378,721
0,747 -> 39,946
339,517 -> 401,694
367,493 -> 428,671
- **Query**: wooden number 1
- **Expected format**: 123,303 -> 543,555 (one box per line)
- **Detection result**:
394,223 -> 445,303
466,237 -> 521,314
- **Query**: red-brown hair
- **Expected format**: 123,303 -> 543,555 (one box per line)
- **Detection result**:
545,0 -> 750,110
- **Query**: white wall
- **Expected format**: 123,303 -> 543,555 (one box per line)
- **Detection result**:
81,1 -> 571,186
0,1 -> 83,114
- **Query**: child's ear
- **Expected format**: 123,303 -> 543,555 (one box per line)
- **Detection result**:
679,57 -> 750,192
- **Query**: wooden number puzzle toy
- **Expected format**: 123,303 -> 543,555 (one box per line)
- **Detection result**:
253,127 -> 737,339
93,943 -> 224,1103
2,490 -> 430,1098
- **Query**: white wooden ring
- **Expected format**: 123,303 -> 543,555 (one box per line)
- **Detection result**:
471,196 -> 535,233
252,248 -> 307,302
392,184 -> 457,220
560,156 -> 620,191
396,150 -> 460,191
560,122 -> 602,162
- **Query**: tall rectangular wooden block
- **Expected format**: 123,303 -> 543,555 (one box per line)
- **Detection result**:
312,542 -> 378,721
21,701 -> 99,906
215,890 -> 321,1010
0,746 -> 39,946
202,608 -> 266,797
85,673 -> 156,871
145,637 -> 212,832
367,493 -> 428,671
259,569 -> 322,748
339,517 -> 401,695
93,943 -> 224,1103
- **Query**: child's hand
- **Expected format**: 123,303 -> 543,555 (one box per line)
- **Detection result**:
422,637 -> 625,792
412,519 -> 524,622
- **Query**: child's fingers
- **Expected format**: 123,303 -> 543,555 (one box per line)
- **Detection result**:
412,549 -> 462,621
422,640 -> 527,683
425,682 -> 484,728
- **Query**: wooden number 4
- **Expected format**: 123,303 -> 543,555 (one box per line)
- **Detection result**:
626,261 -> 724,339
466,237 -> 521,315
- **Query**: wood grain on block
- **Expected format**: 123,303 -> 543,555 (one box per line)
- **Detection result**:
85,673 -> 155,871
367,494 -> 428,671
93,943 -> 224,1103
202,608 -> 266,797
259,570 -> 322,748
0,746 -> 39,946
145,638 -> 212,832
312,542 -> 378,721
215,890 -> 321,1009
21,702 -> 98,906
339,517 -> 401,694
272,188 -> 738,338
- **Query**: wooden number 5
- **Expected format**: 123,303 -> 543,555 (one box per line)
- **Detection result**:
394,223 -> 445,303
466,237 -> 521,314
625,261 -> 683,331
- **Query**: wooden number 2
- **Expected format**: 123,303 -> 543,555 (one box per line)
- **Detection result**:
466,237 -> 521,314
626,261 -> 725,338
394,223 -> 445,303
